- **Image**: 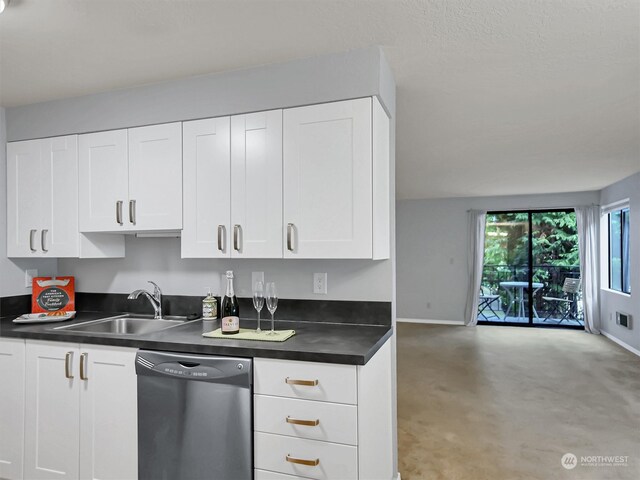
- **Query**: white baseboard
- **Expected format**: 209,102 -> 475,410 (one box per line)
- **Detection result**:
397,317 -> 465,326
600,331 -> 640,357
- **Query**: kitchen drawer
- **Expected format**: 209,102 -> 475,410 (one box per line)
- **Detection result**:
255,469 -> 312,479
255,432 -> 358,480
255,394 -> 358,445
254,358 -> 357,404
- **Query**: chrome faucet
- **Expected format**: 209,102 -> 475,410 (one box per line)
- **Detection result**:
128,281 -> 163,319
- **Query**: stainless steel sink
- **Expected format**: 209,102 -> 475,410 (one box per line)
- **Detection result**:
53,314 -> 193,335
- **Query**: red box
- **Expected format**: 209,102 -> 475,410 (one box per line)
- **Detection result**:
32,277 -> 75,313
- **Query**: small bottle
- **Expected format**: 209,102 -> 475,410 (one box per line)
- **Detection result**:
202,288 -> 218,319
221,271 -> 240,334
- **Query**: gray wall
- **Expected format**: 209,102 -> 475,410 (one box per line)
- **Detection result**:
6,46 -> 393,141
58,236 -> 393,301
600,172 -> 640,351
0,108 -> 57,300
396,191 -> 600,321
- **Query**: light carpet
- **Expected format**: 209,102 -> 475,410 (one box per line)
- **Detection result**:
397,323 -> 640,480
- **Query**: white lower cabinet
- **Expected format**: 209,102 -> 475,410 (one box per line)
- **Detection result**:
253,340 -> 394,480
23,340 -> 137,480
255,432 -> 358,480
0,338 -> 26,480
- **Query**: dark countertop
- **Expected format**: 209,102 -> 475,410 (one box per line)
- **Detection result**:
0,312 -> 393,365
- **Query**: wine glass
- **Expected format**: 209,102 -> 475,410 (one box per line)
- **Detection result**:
265,282 -> 278,335
253,281 -> 264,333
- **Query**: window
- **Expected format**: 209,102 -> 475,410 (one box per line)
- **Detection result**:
608,207 -> 630,294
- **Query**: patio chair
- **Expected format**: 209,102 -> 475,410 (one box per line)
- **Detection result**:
478,286 -> 501,320
542,278 -> 581,323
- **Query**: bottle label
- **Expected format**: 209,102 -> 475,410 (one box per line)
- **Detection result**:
221,316 -> 239,332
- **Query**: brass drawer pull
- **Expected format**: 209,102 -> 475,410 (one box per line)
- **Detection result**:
286,416 -> 319,427
285,377 -> 318,387
286,454 -> 319,467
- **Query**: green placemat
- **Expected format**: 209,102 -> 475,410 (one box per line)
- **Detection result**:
202,328 -> 295,342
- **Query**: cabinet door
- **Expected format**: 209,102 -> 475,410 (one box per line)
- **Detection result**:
231,110 -> 283,258
24,341 -> 80,480
182,117 -> 231,258
6,139 -> 44,257
128,122 -> 183,230
41,136 -> 80,257
79,130 -> 129,232
79,346 -> 137,480
0,339 -> 25,480
283,98 -> 373,258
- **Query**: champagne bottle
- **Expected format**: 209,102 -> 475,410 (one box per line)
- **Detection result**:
221,271 -> 240,334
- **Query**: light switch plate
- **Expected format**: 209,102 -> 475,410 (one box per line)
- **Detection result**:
25,269 -> 38,288
313,273 -> 327,294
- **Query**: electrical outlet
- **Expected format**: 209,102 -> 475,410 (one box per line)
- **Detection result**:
25,269 -> 38,288
313,273 -> 327,294
427,302 -> 431,309
251,271 -> 264,288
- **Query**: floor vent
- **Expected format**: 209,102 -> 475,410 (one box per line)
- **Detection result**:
616,312 -> 632,329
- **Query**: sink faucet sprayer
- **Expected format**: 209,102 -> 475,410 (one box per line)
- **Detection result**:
128,281 -> 163,319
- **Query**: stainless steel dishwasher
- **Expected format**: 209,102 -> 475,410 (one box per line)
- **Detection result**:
135,350 -> 252,480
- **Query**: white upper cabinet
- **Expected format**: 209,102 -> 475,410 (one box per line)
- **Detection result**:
7,136 -> 82,257
7,139 -> 44,257
231,110 -> 283,258
283,98 -> 376,259
128,122 -> 183,230
182,117 -> 231,258
78,129 -> 128,232
79,122 -> 182,233
182,111 -> 283,258
8,135 -> 124,259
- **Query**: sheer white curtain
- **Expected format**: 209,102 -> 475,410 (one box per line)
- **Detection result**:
465,210 -> 487,326
575,206 -> 600,334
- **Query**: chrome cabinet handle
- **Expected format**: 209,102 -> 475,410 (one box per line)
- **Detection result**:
287,223 -> 295,252
129,200 -> 136,225
217,225 -> 226,252
29,229 -> 37,253
41,229 -> 48,253
285,455 -> 319,467
286,416 -> 320,427
80,353 -> 88,380
285,377 -> 318,387
64,351 -> 74,379
233,224 -> 241,252
116,200 -> 123,225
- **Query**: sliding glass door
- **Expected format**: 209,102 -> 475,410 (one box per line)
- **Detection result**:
478,210 -> 583,329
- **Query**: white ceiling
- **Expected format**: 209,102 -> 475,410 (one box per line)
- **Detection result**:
1,0 -> 638,199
